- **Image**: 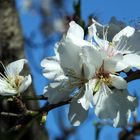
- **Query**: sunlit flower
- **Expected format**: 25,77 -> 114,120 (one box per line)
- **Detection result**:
89,19 -> 140,70
41,21 -> 138,127
93,88 -> 138,127
0,59 -> 32,96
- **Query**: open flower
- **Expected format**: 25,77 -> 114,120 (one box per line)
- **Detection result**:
93,88 -> 138,127
41,21 -> 138,127
0,59 -> 32,96
89,19 -> 140,70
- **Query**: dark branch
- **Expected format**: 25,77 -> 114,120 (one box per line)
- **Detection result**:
40,98 -> 72,113
119,123 -> 140,140
0,112 -> 23,117
125,70 -> 140,82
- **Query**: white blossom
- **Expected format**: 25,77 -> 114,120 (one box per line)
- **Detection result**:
41,21 -> 138,127
89,19 -> 140,70
0,59 -> 32,96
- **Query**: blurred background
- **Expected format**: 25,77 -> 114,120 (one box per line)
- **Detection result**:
0,0 -> 140,140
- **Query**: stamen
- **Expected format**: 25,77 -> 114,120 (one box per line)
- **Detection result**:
0,61 -> 19,89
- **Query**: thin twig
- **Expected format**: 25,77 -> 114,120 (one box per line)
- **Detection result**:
40,98 -> 72,113
0,112 -> 24,117
22,95 -> 48,101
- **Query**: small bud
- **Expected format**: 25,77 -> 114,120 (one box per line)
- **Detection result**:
40,113 -> 47,125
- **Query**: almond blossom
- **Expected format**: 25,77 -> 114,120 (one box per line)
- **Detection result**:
41,21 -> 138,127
88,19 -> 140,70
0,59 -> 32,96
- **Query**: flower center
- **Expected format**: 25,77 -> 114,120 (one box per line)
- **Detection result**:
14,76 -> 24,88
93,62 -> 112,93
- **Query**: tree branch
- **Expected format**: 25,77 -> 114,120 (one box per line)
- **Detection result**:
125,70 -> 140,82
119,123 -> 140,140
0,112 -> 23,117
40,98 -> 72,113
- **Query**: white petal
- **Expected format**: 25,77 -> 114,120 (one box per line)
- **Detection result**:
126,31 -> 140,53
78,81 -> 95,110
104,54 -> 129,72
104,58 -> 117,73
67,21 -> 84,40
113,26 -> 135,43
41,57 -> 64,80
123,54 -> 140,69
82,46 -> 103,75
44,80 -> 73,104
112,90 -> 138,127
110,74 -> 127,89
88,24 -> 109,49
18,75 -> 32,93
80,47 -> 99,80
113,59 -> 130,72
113,110 -> 131,127
93,84 -> 117,119
0,78 -> 17,95
58,38 -> 82,76
68,99 -> 88,126
0,86 -> 17,96
6,59 -> 27,76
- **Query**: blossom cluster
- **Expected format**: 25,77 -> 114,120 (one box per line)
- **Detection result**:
1,20 -> 140,128
41,20 -> 140,127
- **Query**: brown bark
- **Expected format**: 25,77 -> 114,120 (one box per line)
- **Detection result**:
0,0 -> 48,139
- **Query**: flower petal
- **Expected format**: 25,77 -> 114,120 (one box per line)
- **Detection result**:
80,46 -> 103,79
78,80 -> 95,110
6,59 -> 27,76
41,56 -> 64,80
68,98 -> 88,126
67,21 -> 84,40
18,75 -> 32,93
113,26 -> 135,43
44,79 -> 73,104
123,54 -> 140,69
0,82 -> 17,96
58,38 -> 82,76
113,90 -> 138,127
88,24 -> 109,49
110,74 -> 127,89
113,110 -> 131,127
93,84 -> 118,119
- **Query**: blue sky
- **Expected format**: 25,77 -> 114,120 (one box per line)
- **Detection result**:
16,0 -> 140,140
81,0 -> 140,23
